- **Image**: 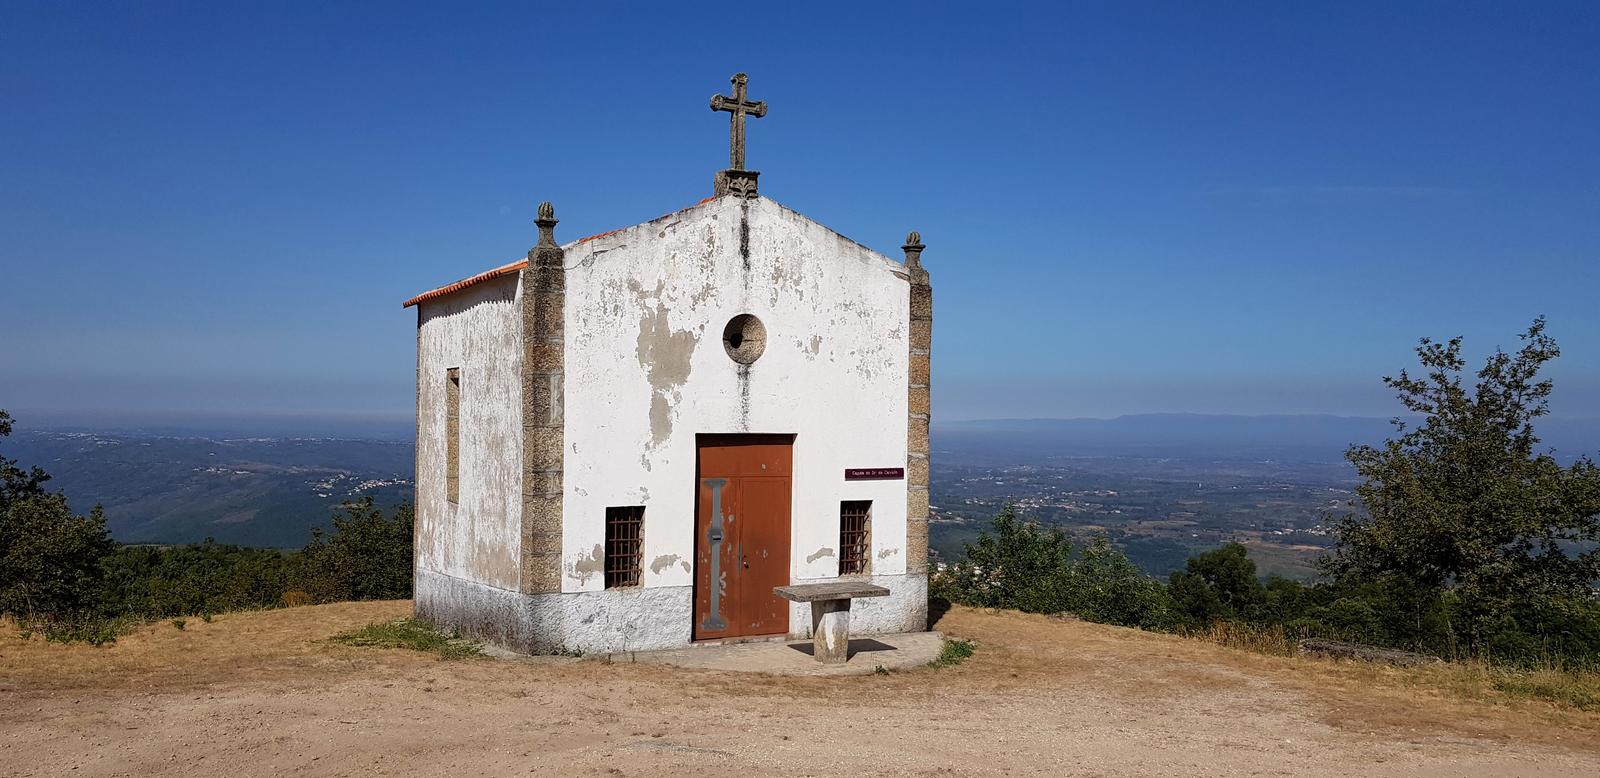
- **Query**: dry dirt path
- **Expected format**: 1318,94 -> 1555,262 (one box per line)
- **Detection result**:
2,601 -> 1596,777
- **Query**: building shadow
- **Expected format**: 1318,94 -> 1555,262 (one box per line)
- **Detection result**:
928,595 -> 953,628
787,638 -> 898,659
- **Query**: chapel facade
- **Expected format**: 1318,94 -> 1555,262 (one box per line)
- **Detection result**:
403,74 -> 933,654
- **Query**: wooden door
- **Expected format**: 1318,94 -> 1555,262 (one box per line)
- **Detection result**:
693,435 -> 792,641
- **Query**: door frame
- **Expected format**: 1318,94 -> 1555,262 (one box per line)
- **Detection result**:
692,433 -> 795,642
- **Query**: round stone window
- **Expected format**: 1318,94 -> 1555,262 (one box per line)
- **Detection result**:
722,314 -> 767,364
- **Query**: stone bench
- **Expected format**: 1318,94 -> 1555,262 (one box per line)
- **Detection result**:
773,582 -> 890,664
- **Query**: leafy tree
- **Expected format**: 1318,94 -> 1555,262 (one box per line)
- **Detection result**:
933,504 -> 1073,612
1168,542 -> 1266,627
1322,318 -> 1600,659
1066,535 -> 1174,629
0,410 -> 114,619
0,493 -> 114,618
0,409 -> 50,512
931,504 -> 1173,629
296,496 -> 414,601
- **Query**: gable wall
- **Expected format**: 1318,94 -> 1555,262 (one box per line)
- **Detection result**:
560,196 -> 911,595
415,274 -> 524,591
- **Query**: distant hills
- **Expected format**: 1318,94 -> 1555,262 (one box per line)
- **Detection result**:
937,413 -> 1600,463
7,429 -> 413,547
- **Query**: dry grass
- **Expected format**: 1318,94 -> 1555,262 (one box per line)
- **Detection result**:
0,600 -> 412,691
5,601 -> 1597,739
1188,620 -> 1298,656
4,602 -> 1598,776
932,606 -> 1600,744
1174,619 -> 1600,713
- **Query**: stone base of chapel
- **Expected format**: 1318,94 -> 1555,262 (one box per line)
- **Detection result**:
415,567 -> 928,656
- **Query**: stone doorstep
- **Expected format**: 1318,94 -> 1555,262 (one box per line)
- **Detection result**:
593,631 -> 945,676
678,633 -> 794,649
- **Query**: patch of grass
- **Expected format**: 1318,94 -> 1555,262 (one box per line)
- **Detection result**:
331,618 -> 483,660
1490,668 -> 1600,711
39,616 -> 132,646
934,638 -> 976,667
1177,620 -> 1600,713
1191,621 -> 1296,656
874,664 -> 890,675
171,618 -> 187,630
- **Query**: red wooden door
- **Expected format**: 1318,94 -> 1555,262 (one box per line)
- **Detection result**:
694,436 -> 792,641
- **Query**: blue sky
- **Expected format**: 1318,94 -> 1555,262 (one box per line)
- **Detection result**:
2,1 -> 1597,425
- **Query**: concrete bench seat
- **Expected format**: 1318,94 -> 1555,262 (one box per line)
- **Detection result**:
774,582 -> 890,663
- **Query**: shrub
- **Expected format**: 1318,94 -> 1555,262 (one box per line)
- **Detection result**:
98,541 -> 299,619
0,494 -> 114,620
932,504 -> 1174,630
296,497 -> 414,602
934,638 -> 976,667
280,590 -> 314,608
0,409 -> 115,621
38,615 -> 129,646
1168,543 -> 1265,628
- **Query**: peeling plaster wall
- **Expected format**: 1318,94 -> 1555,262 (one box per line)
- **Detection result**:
415,275 -> 523,591
562,196 -> 915,612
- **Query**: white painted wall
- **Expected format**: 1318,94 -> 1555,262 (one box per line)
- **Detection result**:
561,195 -> 911,594
415,275 -> 524,591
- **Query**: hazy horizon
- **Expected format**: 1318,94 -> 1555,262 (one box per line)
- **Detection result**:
9,406 -> 1599,443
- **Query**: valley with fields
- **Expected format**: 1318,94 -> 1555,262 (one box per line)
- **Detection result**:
14,413 -> 1568,581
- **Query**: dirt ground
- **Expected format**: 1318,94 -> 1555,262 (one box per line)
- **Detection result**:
3,601 -> 1597,777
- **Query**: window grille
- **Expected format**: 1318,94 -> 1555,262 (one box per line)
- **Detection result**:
839,500 -> 871,575
605,506 -> 644,588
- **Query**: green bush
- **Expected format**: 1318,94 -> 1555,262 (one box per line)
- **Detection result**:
297,496 -> 414,602
931,504 -> 1174,630
99,541 -> 300,619
39,615 -> 131,646
934,638 -> 976,667
0,493 -> 114,620
1168,543 -> 1265,628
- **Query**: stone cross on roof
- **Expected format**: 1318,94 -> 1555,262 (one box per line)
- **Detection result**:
710,72 -> 767,171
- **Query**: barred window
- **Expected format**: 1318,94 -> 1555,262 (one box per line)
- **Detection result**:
839,500 -> 871,575
605,506 -> 644,588
445,368 -> 460,504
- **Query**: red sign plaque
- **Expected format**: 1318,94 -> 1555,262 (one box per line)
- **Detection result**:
844,467 -> 905,481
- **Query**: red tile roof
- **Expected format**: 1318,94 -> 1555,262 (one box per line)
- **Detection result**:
401,258 -> 528,308
402,196 -> 725,309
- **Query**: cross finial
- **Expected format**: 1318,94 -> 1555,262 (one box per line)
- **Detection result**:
710,72 -> 767,171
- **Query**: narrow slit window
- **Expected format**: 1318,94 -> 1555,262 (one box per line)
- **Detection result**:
839,500 -> 871,575
605,506 -> 644,588
445,368 -> 460,504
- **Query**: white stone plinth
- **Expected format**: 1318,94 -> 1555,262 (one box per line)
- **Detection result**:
811,599 -> 851,664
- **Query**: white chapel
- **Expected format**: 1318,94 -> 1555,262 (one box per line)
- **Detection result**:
403,74 -> 934,655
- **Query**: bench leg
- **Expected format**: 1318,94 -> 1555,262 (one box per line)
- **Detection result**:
810,599 -> 851,664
